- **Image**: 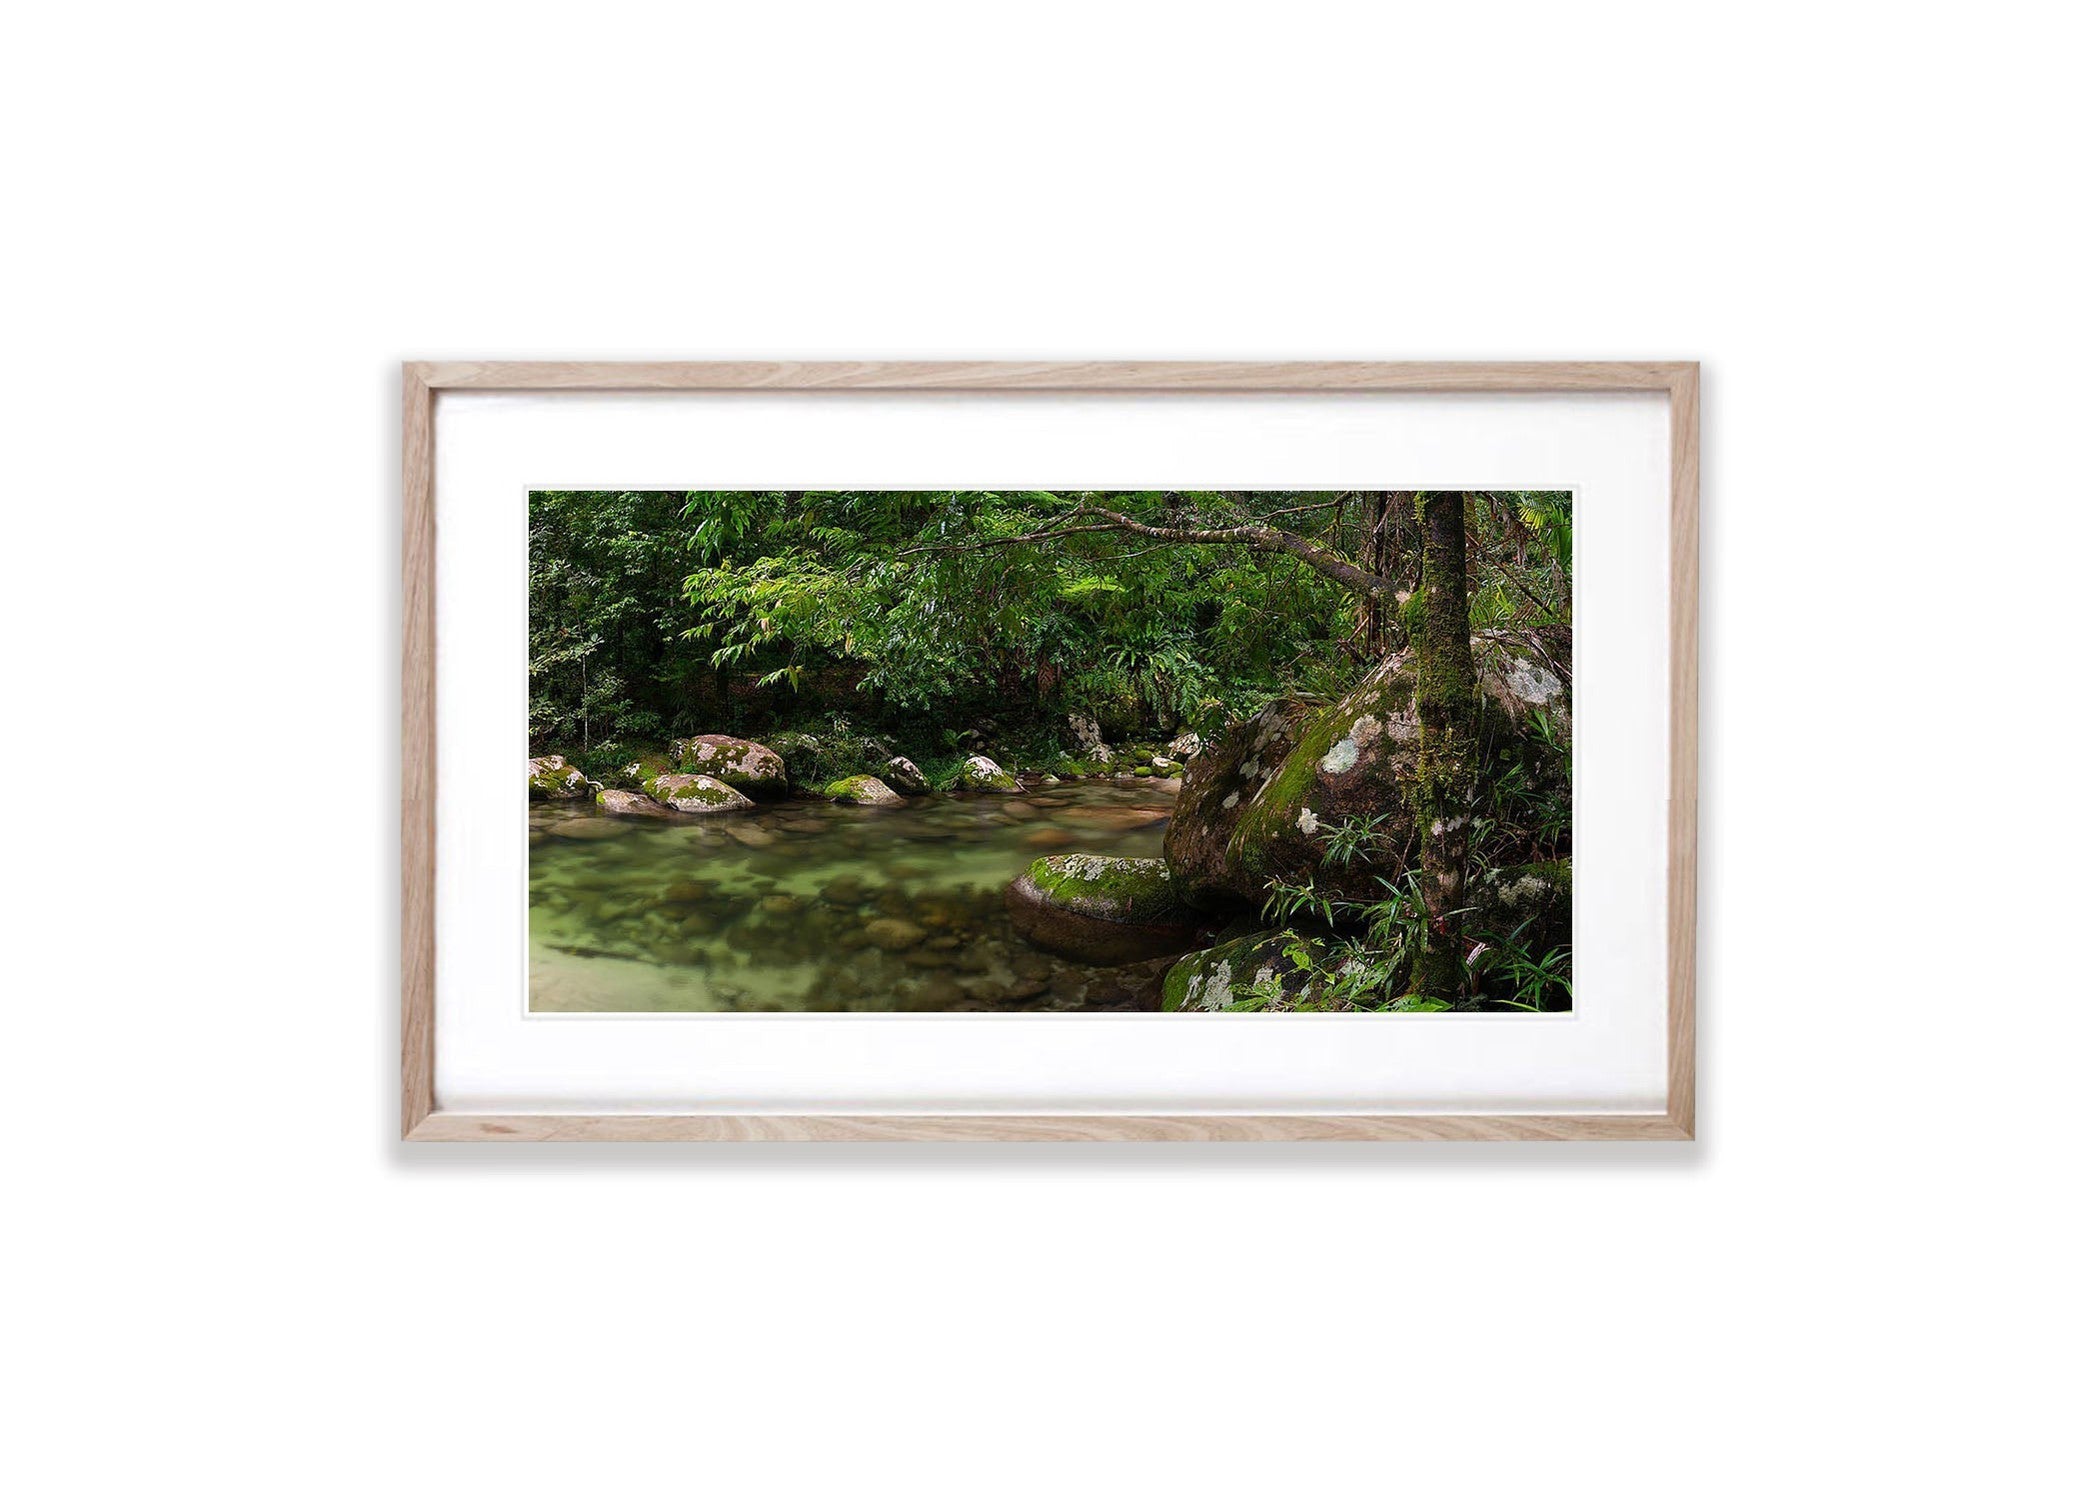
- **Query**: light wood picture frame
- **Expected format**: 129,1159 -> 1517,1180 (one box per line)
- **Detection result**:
402,361 -> 1698,1142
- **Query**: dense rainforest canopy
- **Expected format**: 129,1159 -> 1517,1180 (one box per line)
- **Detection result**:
529,489 -> 1574,1010
530,489 -> 1569,752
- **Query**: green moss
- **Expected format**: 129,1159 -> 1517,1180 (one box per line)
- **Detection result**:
960,756 -> 1019,791
1407,491 -> 1480,1002
1223,701 -> 1340,876
1161,930 -> 1334,1012
1160,963 -> 1193,1012
1025,855 -> 1185,923
824,774 -> 902,805
529,756 -> 587,798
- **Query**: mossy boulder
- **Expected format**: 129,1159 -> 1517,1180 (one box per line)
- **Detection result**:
668,734 -> 788,798
880,756 -> 930,795
1163,645 -> 1560,911
960,754 -> 1021,793
1161,929 -> 1336,1012
1067,713 -> 1107,755
1159,701 -> 1307,910
644,771 -> 754,815
528,754 -> 589,800
1004,854 -> 1205,966
1473,633 -> 1570,741
825,774 -> 904,807
600,752 -> 672,791
594,788 -> 670,817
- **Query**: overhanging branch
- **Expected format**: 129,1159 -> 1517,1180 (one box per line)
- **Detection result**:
898,501 -> 1411,602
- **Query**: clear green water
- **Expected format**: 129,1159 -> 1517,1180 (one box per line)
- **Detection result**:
528,779 -> 1185,1012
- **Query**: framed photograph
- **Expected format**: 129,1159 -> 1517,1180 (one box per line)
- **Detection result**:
402,361 -> 1697,1141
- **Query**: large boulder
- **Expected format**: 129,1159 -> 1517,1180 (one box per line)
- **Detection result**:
1068,714 -> 1115,766
1164,643 -> 1565,911
1004,854 -> 1205,965
644,771 -> 754,815
1472,634 -> 1570,741
667,734 -> 788,798
1160,700 -> 1309,909
599,752 -> 672,791
594,788 -> 670,817
1161,929 -> 1338,1012
879,756 -> 929,795
960,754 -> 1021,793
825,774 -> 904,807
528,754 -> 589,800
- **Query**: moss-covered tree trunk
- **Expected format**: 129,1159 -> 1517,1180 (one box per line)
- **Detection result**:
1408,490 -> 1479,1003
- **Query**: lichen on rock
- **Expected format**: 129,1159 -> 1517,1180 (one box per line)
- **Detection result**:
594,788 -> 670,817
960,754 -> 1021,793
1004,854 -> 1205,965
667,734 -> 789,798
528,754 -> 589,800
1162,641 -> 1567,913
879,756 -> 930,795
1160,929 -> 1336,1012
599,752 -> 672,791
824,774 -> 905,807
644,771 -> 754,815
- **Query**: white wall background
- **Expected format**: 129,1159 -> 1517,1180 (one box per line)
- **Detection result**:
6,4 -> 2091,1496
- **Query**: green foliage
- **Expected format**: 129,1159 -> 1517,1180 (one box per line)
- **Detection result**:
1247,782 -> 1571,1014
529,490 -> 720,754
535,489 -> 1388,752
1471,919 -> 1572,1011
530,488 -> 1576,1013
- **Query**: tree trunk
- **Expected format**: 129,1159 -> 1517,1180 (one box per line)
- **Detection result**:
1359,490 -> 1420,656
1408,490 -> 1479,1004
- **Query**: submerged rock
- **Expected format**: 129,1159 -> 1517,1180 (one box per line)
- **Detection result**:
545,816 -> 630,840
880,756 -> 930,795
528,754 -> 589,800
594,788 -> 670,817
863,917 -> 928,953
1161,929 -> 1338,1012
825,774 -> 905,807
960,754 -> 1021,793
645,771 -> 755,815
820,875 -> 867,906
1004,854 -> 1205,965
668,734 -> 789,798
1059,804 -> 1173,832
